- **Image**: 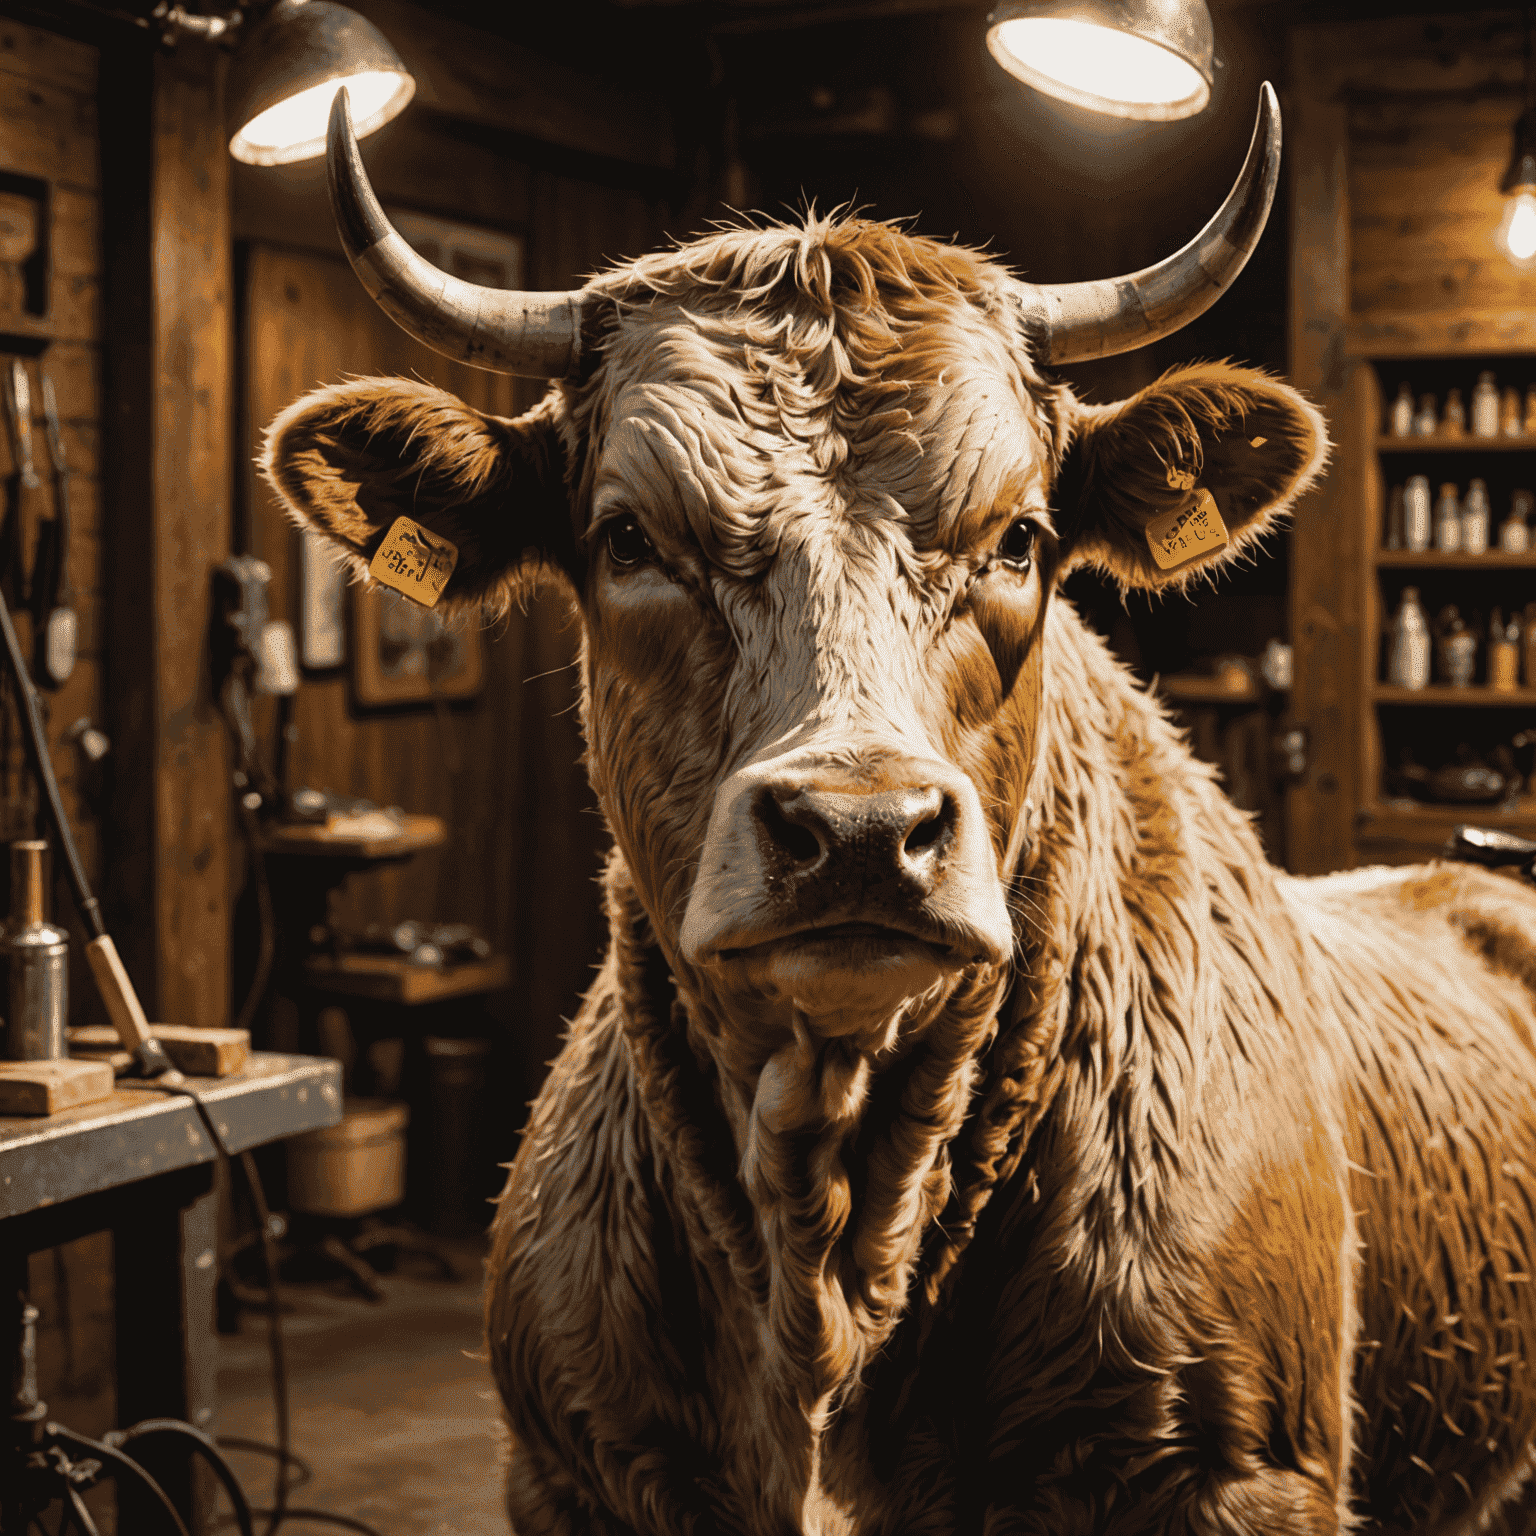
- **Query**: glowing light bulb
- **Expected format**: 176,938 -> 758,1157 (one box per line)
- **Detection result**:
987,16 -> 1210,121
230,69 -> 413,167
1498,189 -> 1536,268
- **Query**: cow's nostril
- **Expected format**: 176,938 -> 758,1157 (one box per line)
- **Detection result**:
905,810 -> 947,855
757,792 -> 823,866
902,792 -> 953,861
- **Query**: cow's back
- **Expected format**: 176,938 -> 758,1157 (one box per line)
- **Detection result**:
1288,862 -> 1536,1532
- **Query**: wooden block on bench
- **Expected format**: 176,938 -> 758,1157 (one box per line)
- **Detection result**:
0,1058 -> 116,1115
68,1023 -> 250,1077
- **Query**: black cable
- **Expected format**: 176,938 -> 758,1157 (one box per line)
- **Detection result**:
232,797 -> 274,1037
47,1426 -> 190,1536
0,583 -> 101,939
113,1420 -> 255,1536
116,1060 -> 385,1536
239,1149 -> 291,1536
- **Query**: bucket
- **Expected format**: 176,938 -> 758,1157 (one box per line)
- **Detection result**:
286,1097 -> 409,1217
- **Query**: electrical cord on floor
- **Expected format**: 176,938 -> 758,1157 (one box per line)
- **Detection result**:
46,1425 -> 192,1536
109,1082 -> 386,1536
106,1421 -> 254,1536
231,796 -> 275,1038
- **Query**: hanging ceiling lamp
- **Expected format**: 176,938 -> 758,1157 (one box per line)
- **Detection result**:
1496,12 -> 1536,269
226,0 -> 415,167
985,0 -> 1215,122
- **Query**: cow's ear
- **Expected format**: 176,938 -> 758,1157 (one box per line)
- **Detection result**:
1053,363 -> 1328,589
261,377 -> 574,614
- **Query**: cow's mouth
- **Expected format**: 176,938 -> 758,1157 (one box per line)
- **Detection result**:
708,918 -> 966,1034
717,920 -> 953,963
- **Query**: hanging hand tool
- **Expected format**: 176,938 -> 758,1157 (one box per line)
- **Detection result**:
34,372 -> 76,688
0,360 -> 35,611
4,360 -> 39,495
0,581 -> 177,1078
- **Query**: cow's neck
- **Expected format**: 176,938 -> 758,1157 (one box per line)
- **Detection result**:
937,601 -> 1299,1271
609,601 -> 1284,1467
608,861 -> 1010,1422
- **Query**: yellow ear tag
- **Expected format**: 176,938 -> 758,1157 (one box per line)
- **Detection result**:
368,515 -> 459,607
1145,488 -> 1229,571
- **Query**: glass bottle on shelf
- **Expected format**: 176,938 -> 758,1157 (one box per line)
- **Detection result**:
1490,609 -> 1520,691
1526,386 -> 1536,436
1501,489 -> 1533,553
1525,602 -> 1536,685
1389,382 -> 1414,437
1385,484 -> 1406,550
1504,387 -> 1525,436
1473,371 -> 1501,437
1443,387 -> 1466,437
1414,393 -> 1439,435
1436,605 -> 1476,687
1387,587 -> 1431,689
1405,475 -> 1432,552
1433,482 -> 1462,552
1462,478 -> 1491,554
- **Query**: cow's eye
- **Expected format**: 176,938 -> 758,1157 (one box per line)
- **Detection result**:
998,519 -> 1036,569
605,515 -> 654,568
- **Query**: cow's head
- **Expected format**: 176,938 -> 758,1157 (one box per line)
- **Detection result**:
265,88 -> 1325,1059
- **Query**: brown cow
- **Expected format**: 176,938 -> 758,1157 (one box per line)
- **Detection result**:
263,88 -> 1536,1534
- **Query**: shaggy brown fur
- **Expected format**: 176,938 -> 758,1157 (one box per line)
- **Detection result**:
263,213 -> 1536,1535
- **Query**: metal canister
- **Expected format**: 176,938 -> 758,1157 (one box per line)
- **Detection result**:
0,841 -> 67,1061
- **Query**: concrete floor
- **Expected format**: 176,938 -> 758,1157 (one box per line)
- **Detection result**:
216,1241 -> 509,1535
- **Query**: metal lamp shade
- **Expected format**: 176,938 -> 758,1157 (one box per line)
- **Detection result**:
986,0 -> 1215,122
228,0 -> 415,167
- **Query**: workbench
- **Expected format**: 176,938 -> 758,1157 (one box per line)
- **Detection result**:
0,1052 -> 341,1532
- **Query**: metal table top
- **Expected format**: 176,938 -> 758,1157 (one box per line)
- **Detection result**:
0,1052 -> 342,1219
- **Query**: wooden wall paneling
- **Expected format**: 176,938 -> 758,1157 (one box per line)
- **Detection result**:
241,167 -> 670,1115
1287,33 -> 1361,873
349,0 -> 676,170
0,22 -> 118,1526
242,247 -> 590,1098
101,38 -> 233,1030
0,18 -> 107,996
1292,9 -> 1536,870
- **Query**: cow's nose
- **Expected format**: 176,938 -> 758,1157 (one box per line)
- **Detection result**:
755,782 -> 955,895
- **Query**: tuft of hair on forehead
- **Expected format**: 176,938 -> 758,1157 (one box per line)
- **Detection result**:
585,211 -> 1054,389
568,211 -> 1070,547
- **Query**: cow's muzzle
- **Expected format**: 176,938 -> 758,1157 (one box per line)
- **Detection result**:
679,747 -> 1012,1025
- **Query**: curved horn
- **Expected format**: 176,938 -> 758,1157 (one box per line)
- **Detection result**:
1016,83 -> 1281,367
326,87 -> 583,378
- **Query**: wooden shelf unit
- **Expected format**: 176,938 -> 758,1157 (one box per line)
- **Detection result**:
304,952 -> 512,1006
1376,551 -> 1536,570
1358,799 -> 1536,853
1355,364 -> 1536,861
1288,15 -> 1536,873
1375,434 -> 1536,453
1373,684 -> 1536,707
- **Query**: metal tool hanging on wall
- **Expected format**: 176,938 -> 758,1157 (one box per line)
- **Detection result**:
35,372 -> 76,687
0,360 -> 175,1076
2,359 -> 37,611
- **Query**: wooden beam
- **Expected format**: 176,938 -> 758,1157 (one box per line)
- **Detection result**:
100,40 -> 232,1029
1287,29 -> 1362,875
349,0 -> 675,170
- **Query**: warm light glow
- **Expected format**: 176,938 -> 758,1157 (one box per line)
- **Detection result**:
1498,189 -> 1536,268
988,16 -> 1209,120
229,69 -> 414,167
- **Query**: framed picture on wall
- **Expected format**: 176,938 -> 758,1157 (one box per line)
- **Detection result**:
352,586 -> 484,707
384,207 -> 526,291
